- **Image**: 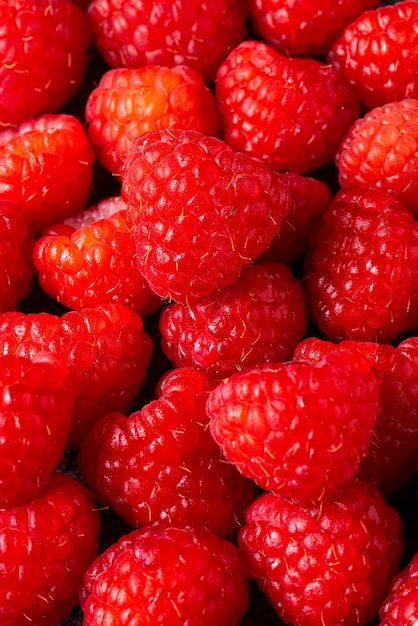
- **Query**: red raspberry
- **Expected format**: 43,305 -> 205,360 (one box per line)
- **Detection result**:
328,1 -> 418,110
0,201 -> 33,312
0,303 -> 153,448
159,262 -> 308,380
239,480 -> 403,626
257,172 -> 331,267
294,337 -> 418,496
304,187 -> 418,343
0,113 -> 95,234
80,524 -> 249,626
379,551 -> 418,625
207,349 -> 380,504
336,99 -> 418,217
78,367 -> 255,538
33,196 -> 162,316
85,65 -> 220,175
0,353 -> 74,508
215,39 -> 360,174
0,0 -> 90,127
248,0 -> 380,58
121,129 -> 291,304
0,472 -> 100,626
87,0 -> 248,84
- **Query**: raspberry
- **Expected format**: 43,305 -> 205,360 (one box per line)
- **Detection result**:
85,65 -> 220,175
304,186 -> 418,343
78,367 -> 255,538
215,39 -> 360,174
80,524 -> 249,626
87,0 -> 248,84
257,172 -> 331,267
159,262 -> 308,380
207,349 -> 380,504
121,129 -> 291,304
336,99 -> 418,217
379,552 -> 418,625
0,201 -> 33,312
294,337 -> 418,496
0,304 -> 153,448
239,480 -> 403,626
0,353 -> 74,508
248,0 -> 380,58
0,472 -> 100,626
328,0 -> 418,110
33,196 -> 162,316
0,113 -> 95,235
0,0 -> 90,127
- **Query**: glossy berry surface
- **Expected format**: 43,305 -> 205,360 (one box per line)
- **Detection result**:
328,0 -> 418,109
207,349 -> 379,503
78,367 -> 255,538
34,196 -> 162,316
0,113 -> 95,234
0,472 -> 100,626
379,551 -> 418,625
0,304 -> 153,448
248,0 -> 380,58
160,262 -> 308,380
239,480 -> 403,626
0,353 -> 74,508
121,128 -> 291,304
336,98 -> 418,216
80,524 -> 249,626
0,0 -> 90,127
257,171 -> 331,266
304,186 -> 418,342
0,202 -> 33,312
87,0 -> 248,83
85,65 -> 220,175
215,39 -> 360,174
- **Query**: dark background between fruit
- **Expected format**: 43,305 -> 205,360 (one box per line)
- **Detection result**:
25,1 -> 413,624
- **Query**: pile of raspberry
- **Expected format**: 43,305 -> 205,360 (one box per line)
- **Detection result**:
2,1 -> 418,625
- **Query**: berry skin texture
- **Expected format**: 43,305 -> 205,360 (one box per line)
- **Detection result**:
248,0 -> 380,58
33,196 -> 162,316
239,480 -> 403,626
0,353 -> 74,508
87,0 -> 248,84
328,1 -> 418,110
215,39 -> 360,174
159,262 -> 308,380
0,472 -> 100,626
293,337 -> 418,496
0,0 -> 91,127
379,551 -> 418,625
80,524 -> 249,626
336,99 -> 418,217
0,113 -> 95,235
78,367 -> 255,538
0,202 -> 33,312
207,350 -> 380,504
257,171 -> 331,267
121,129 -> 291,304
304,186 -> 418,343
85,65 -> 220,175
0,304 -> 153,449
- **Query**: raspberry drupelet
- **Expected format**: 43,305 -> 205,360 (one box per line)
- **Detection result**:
85,65 -> 220,175
207,348 -> 380,504
33,196 -> 162,316
80,524 -> 249,626
160,262 -> 308,380
121,128 -> 291,304
78,367 -> 255,538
